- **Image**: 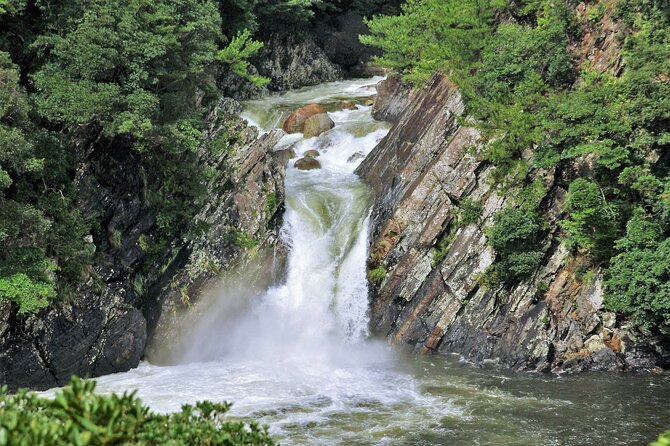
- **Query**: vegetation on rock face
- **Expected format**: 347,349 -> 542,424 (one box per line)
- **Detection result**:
652,430 -> 670,446
0,376 -> 274,445
363,0 -> 670,332
0,0 -> 278,313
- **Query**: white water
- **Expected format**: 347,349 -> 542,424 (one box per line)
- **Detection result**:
89,78 -> 460,444
67,79 -> 670,445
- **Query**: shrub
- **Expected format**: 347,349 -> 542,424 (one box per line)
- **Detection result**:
562,179 -> 621,260
458,198 -> 483,227
652,430 -> 670,446
0,376 -> 275,446
0,273 -> 56,313
604,237 -> 670,334
368,265 -> 387,285
487,208 -> 546,284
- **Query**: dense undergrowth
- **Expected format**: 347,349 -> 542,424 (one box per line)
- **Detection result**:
0,376 -> 274,445
363,0 -> 670,333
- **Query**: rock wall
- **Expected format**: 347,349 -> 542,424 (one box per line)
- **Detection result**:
0,99 -> 287,391
356,75 -> 670,372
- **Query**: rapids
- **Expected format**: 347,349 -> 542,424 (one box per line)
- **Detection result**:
72,78 -> 669,445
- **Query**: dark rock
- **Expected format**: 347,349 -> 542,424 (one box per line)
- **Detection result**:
0,105 -> 288,390
313,12 -> 375,74
347,152 -> 365,163
303,113 -> 335,138
254,35 -> 342,92
294,157 -> 321,171
304,150 -> 320,158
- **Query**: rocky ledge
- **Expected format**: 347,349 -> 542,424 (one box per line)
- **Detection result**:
356,75 -> 670,373
0,100 -> 288,391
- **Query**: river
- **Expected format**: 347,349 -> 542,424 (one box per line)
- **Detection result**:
88,78 -> 669,445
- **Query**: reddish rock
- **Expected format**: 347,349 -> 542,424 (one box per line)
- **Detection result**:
282,104 -> 327,134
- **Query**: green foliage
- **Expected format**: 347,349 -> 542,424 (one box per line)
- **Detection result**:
31,0 -> 222,140
458,198 -> 483,227
217,30 -> 270,87
0,376 -> 275,445
604,237 -> 670,334
487,208 -> 546,284
365,0 -> 670,332
361,0 -> 501,84
368,264 -> 387,285
0,273 -> 56,313
562,179 -> 621,260
652,430 -> 670,446
230,229 -> 258,249
265,192 -> 278,214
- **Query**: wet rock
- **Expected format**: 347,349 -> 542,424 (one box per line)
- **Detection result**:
339,101 -> 358,110
361,96 -> 375,107
303,113 -> 335,138
372,76 -> 414,123
347,152 -> 365,163
304,150 -> 320,158
295,157 -> 321,171
282,104 -> 327,134
275,147 -> 297,167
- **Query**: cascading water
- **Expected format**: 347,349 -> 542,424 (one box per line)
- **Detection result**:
79,78 -> 670,446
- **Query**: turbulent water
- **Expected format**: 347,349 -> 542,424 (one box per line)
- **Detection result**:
82,79 -> 669,445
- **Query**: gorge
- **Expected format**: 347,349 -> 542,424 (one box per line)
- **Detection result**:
1,0 -> 670,444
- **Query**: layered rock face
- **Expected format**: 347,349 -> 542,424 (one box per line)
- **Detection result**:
255,35 -> 343,92
0,101 -> 287,391
357,75 -> 669,372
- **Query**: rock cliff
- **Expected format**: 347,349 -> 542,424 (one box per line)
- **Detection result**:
0,100 -> 287,391
357,75 -> 670,372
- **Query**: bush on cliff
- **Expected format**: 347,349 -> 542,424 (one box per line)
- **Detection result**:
486,208 -> 546,284
363,0 -> 670,333
0,376 -> 275,446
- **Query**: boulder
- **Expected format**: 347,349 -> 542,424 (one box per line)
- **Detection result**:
303,113 -> 335,138
347,151 -> 365,163
361,96 -> 375,107
304,150 -> 321,158
275,147 -> 297,167
282,104 -> 327,134
339,101 -> 358,111
295,157 -> 321,171
372,76 -> 414,123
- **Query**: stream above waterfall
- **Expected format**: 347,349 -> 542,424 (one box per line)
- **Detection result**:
77,78 -> 669,445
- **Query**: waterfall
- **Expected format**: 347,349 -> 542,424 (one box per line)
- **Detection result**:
78,78 -> 668,446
